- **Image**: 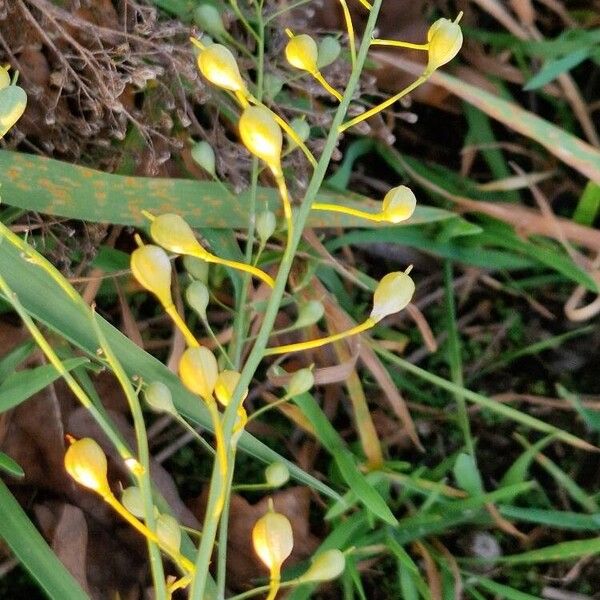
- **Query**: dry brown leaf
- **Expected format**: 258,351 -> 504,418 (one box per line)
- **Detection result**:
51,504 -> 91,594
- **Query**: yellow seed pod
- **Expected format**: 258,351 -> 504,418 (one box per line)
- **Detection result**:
64,438 -> 110,496
239,105 -> 282,175
150,213 -> 206,257
285,33 -> 318,73
252,500 -> 294,574
0,67 -> 10,90
156,513 -> 182,552
0,85 -> 27,138
300,549 -> 346,582
370,270 -> 415,322
214,369 -> 248,407
179,346 -> 219,400
197,44 -> 246,92
381,185 -> 417,223
426,17 -> 463,72
130,244 -> 173,308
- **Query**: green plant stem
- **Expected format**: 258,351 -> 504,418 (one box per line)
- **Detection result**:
443,260 -> 474,456
229,5 -> 266,371
175,414 -> 216,457
217,10 -> 266,598
0,273 -> 131,462
229,579 -> 299,600
247,394 -> 291,423
201,315 -> 234,369
216,443 -> 237,599
188,3 -> 385,598
91,312 -> 167,596
230,0 -> 260,43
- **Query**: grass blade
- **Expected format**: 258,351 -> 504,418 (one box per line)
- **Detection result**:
0,358 -> 88,413
0,479 -> 89,599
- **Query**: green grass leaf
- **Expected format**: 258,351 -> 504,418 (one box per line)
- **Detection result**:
0,339 -> 34,382
573,181 -> 600,226
497,537 -> 600,564
0,451 -> 24,478
0,357 -> 88,413
0,479 -> 89,599
524,48 -> 590,90
294,392 -> 398,525
0,150 -> 454,230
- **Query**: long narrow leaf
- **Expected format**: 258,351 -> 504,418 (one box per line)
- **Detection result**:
0,479 -> 89,599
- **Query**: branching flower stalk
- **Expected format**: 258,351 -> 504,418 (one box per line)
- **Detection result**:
340,13 -> 463,132
91,311 -> 167,595
188,2 -> 385,598
191,37 -> 317,167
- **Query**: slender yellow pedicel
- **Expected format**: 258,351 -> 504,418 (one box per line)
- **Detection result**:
252,499 -> 294,600
179,347 -> 228,485
130,239 -> 200,347
264,318 -> 376,355
312,185 -> 417,223
370,39 -> 429,50
265,267 -> 416,355
64,438 -> 194,573
358,0 -> 372,8
238,106 -> 294,239
337,0 -> 357,68
143,212 -> 275,288
340,14 -> 463,132
285,30 -> 343,102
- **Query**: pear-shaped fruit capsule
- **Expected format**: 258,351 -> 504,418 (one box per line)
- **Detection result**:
193,4 -> 226,38
265,462 -> 290,488
191,140 -> 216,175
426,17 -> 463,73
0,67 -> 10,91
286,368 -> 314,397
295,300 -> 324,328
370,270 -> 415,322
149,213 -> 204,257
179,346 -> 219,400
121,486 -> 146,518
239,105 -> 283,176
183,255 -> 209,283
289,117 -> 311,145
156,513 -> 182,552
264,73 -> 284,100
214,369 -> 247,407
130,244 -> 173,308
186,280 -> 210,320
145,381 -> 175,414
300,549 -> 346,582
285,33 -> 319,73
197,43 -> 246,92
0,85 -> 27,138
256,210 -> 277,245
64,438 -> 110,497
317,36 -> 341,68
381,185 -> 416,223
252,499 -> 294,577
